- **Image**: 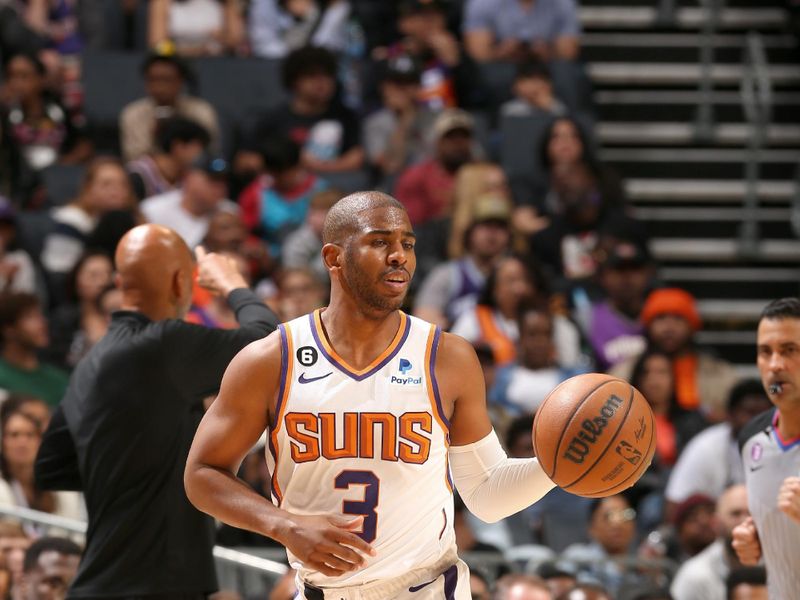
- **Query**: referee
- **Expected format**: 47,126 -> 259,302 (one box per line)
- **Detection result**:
733,298 -> 800,599
34,224 -> 279,598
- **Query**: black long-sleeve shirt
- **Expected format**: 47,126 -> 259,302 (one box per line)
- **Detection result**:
35,289 -> 278,597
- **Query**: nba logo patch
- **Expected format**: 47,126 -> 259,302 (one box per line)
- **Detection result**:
391,358 -> 422,386
751,442 -> 763,462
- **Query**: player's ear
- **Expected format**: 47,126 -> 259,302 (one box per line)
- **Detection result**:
321,243 -> 342,272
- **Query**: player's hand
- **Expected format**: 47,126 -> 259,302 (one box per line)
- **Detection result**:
279,514 -> 375,577
732,517 -> 762,565
778,476 -> 800,524
195,246 -> 248,297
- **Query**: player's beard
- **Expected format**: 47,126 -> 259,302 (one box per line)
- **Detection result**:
342,248 -> 407,316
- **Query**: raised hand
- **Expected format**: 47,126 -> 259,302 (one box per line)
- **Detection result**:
195,245 -> 248,297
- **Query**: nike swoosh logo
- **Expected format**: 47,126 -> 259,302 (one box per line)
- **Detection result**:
298,372 -> 333,384
408,579 -> 435,592
750,465 -> 764,472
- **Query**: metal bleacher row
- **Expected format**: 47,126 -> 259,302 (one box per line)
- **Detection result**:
581,0 -> 800,376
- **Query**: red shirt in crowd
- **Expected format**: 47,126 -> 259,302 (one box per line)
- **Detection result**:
394,159 -> 455,226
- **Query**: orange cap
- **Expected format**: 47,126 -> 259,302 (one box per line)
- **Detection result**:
641,288 -> 701,331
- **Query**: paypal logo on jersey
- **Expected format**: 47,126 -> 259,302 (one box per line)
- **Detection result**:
391,358 -> 422,385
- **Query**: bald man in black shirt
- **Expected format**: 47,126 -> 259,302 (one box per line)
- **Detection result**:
34,224 -> 279,599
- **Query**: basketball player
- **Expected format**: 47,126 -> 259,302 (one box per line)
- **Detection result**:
185,192 -> 557,599
733,298 -> 800,598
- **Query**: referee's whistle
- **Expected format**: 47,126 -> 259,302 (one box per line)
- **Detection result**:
769,383 -> 783,395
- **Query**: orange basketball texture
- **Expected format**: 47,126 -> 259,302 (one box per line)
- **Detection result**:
532,373 -> 656,498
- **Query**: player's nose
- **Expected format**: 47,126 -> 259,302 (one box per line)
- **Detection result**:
387,242 -> 408,265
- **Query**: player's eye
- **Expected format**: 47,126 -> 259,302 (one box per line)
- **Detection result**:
402,242 -> 415,250
371,239 -> 387,247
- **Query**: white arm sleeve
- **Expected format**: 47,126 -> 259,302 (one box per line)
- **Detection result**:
448,430 -> 556,523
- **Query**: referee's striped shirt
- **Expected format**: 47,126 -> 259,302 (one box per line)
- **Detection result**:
739,408 -> 800,599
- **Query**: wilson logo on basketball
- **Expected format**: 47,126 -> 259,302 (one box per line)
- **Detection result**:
562,394 -> 625,464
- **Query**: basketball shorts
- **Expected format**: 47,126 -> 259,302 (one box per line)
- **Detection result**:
294,554 -> 471,600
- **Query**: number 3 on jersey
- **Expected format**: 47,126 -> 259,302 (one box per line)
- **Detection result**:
334,470 -> 379,543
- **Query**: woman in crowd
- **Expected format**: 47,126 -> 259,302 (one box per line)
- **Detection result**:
539,116 -> 623,216
0,396 -> 83,536
629,348 -> 708,531
148,0 -> 245,56
450,254 -> 582,368
0,51 -> 90,207
630,349 -> 708,469
40,157 -> 134,302
46,250 -> 115,370
529,117 -> 642,286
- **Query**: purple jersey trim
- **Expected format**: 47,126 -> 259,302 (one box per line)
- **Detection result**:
428,326 -> 450,430
308,312 -> 411,381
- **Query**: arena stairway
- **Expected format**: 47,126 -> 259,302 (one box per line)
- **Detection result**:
579,0 -> 800,374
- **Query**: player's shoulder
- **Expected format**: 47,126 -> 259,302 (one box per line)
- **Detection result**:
738,407 -> 776,454
229,328 -> 283,371
432,329 -> 480,366
403,313 -> 478,365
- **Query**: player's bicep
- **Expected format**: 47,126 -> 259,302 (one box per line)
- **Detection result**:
189,334 -> 281,473
436,332 -> 493,446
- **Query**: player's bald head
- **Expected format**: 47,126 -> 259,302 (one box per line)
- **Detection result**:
322,191 -> 407,245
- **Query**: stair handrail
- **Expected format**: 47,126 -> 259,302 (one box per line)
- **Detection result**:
694,0 -> 725,142
0,504 -> 288,581
739,31 -> 773,256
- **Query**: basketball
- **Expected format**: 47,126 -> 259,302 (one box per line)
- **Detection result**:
532,373 -> 656,498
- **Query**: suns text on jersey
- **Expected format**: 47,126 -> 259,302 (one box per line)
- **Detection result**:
283,411 -> 433,464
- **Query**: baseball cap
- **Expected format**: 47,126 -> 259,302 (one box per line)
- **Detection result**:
471,194 -> 511,225
190,154 -> 229,178
383,54 -> 421,84
433,109 -> 474,140
599,240 -> 651,269
673,493 -> 715,529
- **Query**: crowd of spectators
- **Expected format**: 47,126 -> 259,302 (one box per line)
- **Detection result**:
0,0 -> 773,598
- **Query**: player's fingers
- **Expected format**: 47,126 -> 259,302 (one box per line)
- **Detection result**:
329,515 -> 362,529
328,543 -> 367,567
316,537 -> 364,565
319,552 -> 359,572
333,530 -> 377,557
195,246 -> 207,262
307,554 -> 348,577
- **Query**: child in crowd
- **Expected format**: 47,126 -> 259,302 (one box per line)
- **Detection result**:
238,136 -> 327,258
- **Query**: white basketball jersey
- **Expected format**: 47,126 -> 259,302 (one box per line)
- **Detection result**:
268,309 -> 455,586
